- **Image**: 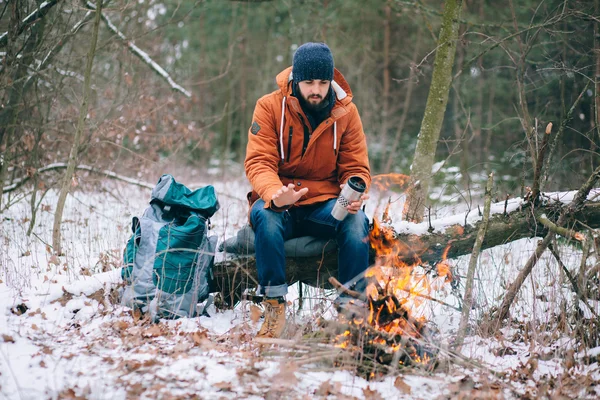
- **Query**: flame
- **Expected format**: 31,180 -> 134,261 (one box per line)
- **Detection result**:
361,214 -> 453,354
371,173 -> 411,192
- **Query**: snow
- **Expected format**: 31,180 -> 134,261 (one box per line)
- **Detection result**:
1,176 -> 599,399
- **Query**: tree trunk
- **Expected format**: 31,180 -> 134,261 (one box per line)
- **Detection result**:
51,0 -> 103,254
213,196 -> 600,304
403,0 -> 463,223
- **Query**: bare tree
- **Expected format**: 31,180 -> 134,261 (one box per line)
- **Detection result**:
403,0 -> 463,223
52,0 -> 104,254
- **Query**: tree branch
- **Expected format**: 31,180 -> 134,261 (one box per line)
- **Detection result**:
0,0 -> 60,48
2,163 -> 154,193
83,0 -> 191,98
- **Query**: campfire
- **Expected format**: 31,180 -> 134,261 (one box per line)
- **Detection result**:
331,174 -> 453,375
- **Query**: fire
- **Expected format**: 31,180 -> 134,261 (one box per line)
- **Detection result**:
365,218 -> 450,337
371,173 -> 411,192
332,177 -> 453,371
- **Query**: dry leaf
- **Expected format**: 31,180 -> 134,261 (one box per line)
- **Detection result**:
394,377 -> 411,394
191,330 -> 208,346
362,386 -> 384,400
124,360 -> 142,372
1,334 -> 15,343
41,346 -> 53,355
31,324 -> 39,331
40,360 -> 46,368
214,381 -> 232,391
114,320 -> 129,331
272,362 -> 298,389
315,381 -> 342,397
173,341 -> 193,353
48,255 -> 60,265
143,325 -> 163,338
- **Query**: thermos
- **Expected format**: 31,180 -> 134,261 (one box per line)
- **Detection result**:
331,176 -> 366,221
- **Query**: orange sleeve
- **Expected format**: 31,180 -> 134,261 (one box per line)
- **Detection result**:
337,105 -> 371,190
244,96 -> 285,208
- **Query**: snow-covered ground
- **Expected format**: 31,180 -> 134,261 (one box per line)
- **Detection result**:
1,175 -> 599,399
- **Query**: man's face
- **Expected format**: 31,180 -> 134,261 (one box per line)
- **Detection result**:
297,80 -> 331,110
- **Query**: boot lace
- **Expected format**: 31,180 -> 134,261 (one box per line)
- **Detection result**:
261,302 -> 283,337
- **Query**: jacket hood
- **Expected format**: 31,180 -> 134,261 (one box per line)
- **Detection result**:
275,66 -> 354,106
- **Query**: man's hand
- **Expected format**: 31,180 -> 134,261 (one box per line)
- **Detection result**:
340,183 -> 369,214
272,184 -> 309,208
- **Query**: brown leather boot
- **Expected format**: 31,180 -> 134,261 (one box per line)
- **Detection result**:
256,298 -> 286,338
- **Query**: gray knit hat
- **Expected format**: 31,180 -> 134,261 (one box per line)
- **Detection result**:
292,42 -> 334,82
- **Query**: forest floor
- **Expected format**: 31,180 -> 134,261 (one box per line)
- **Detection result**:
1,174 -> 599,399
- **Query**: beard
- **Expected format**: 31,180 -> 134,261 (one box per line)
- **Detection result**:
300,93 -> 328,112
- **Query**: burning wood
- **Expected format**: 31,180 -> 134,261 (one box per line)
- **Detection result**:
329,213 -> 453,376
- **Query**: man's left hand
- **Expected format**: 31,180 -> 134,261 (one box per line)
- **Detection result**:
340,184 -> 369,214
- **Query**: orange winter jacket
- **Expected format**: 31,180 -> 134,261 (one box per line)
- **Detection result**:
245,66 -> 371,210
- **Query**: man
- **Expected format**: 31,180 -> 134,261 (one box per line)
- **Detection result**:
244,42 -> 371,338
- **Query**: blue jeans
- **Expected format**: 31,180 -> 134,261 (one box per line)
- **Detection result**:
250,198 -> 370,297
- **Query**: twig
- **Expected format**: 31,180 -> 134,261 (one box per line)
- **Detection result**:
83,1 -> 191,98
455,172 -> 494,350
0,0 -> 59,48
253,337 -> 312,350
328,277 -> 365,300
538,214 -> 586,242
530,123 -> 552,202
2,163 -> 154,193
548,243 -> 599,319
495,164 -> 600,324
542,82 -> 590,188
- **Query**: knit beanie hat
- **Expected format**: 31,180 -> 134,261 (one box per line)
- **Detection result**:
292,42 -> 334,82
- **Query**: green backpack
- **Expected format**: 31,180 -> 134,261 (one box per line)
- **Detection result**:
120,174 -> 220,320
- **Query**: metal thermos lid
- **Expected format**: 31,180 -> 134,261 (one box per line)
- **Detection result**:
347,176 -> 366,193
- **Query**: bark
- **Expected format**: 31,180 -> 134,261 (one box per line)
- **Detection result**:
403,0 -> 463,223
51,0 -> 103,255
213,195 -> 600,305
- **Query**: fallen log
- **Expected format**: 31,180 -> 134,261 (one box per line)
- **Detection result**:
212,199 -> 600,305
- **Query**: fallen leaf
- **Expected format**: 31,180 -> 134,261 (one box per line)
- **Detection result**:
315,381 -> 342,397
114,320 -> 129,331
40,360 -> 46,368
41,346 -> 53,355
173,341 -> 193,353
31,324 -> 39,331
124,360 -> 142,372
394,376 -> 411,394
1,334 -> 15,343
214,381 -> 232,391
191,330 -> 208,346
363,386 -> 384,400
48,255 -> 60,265
143,325 -> 163,338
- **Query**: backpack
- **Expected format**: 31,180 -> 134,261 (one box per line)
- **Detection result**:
120,174 -> 220,320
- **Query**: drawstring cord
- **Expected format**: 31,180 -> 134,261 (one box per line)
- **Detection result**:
279,96 -> 339,160
279,96 -> 286,160
333,121 -> 337,153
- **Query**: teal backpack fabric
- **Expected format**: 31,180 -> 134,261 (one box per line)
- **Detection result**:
121,175 -> 220,320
